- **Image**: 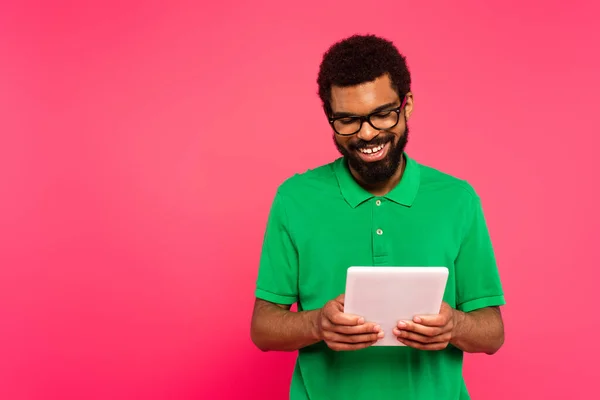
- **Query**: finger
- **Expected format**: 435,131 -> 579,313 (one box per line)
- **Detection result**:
412,313 -> 447,326
413,302 -> 453,326
412,314 -> 447,326
397,337 -> 449,351
330,322 -> 381,335
393,328 -> 451,344
327,340 -> 379,352
323,300 -> 363,325
325,330 -> 384,344
396,321 -> 444,337
328,311 -> 365,326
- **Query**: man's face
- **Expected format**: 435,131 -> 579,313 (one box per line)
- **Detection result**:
329,74 -> 413,185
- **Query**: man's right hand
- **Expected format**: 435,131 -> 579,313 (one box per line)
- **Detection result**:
316,294 -> 384,351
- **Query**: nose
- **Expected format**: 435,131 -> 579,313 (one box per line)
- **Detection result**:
356,120 -> 379,141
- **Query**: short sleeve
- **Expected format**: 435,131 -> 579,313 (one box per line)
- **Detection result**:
254,190 -> 299,305
455,193 -> 506,313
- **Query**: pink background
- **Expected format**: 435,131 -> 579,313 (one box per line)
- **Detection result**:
1,1 -> 599,399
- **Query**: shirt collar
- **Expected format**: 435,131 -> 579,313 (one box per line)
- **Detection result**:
334,153 -> 421,208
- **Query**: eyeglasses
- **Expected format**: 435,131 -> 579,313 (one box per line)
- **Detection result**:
328,96 -> 407,136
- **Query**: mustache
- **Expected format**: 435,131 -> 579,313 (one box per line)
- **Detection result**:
348,135 -> 393,151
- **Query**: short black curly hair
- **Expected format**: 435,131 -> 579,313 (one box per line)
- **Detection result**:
317,34 -> 411,116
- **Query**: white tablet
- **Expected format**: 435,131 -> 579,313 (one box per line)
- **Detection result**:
343,266 -> 449,346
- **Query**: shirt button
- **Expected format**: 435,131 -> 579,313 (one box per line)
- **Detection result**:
376,200 -> 382,206
376,229 -> 383,235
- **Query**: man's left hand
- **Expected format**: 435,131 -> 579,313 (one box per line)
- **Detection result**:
393,302 -> 459,350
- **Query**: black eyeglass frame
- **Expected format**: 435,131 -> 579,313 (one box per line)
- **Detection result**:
328,96 -> 407,136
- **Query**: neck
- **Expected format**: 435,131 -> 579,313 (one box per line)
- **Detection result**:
350,155 -> 405,197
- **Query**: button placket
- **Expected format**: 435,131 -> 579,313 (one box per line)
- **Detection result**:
372,197 -> 388,264
375,198 -> 383,235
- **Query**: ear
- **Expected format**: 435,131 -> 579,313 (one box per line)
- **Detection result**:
403,92 -> 414,120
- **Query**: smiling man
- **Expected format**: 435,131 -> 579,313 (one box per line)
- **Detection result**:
250,34 -> 506,400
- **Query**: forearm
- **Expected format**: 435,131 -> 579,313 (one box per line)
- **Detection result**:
250,300 -> 322,352
451,307 -> 504,354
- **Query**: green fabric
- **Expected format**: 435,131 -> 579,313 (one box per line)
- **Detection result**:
255,153 -> 505,400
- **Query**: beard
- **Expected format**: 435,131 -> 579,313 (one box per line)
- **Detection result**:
333,125 -> 409,185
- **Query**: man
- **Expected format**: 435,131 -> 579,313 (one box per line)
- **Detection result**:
250,34 -> 505,399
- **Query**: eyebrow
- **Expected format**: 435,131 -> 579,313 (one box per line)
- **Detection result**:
331,101 -> 399,118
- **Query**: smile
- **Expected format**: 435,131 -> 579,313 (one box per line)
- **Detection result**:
355,141 -> 390,162
358,143 -> 385,154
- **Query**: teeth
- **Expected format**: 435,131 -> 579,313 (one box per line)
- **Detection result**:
359,144 -> 384,154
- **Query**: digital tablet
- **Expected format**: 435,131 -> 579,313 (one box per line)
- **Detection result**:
343,266 -> 449,346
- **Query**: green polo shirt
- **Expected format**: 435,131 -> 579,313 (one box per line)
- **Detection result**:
255,153 -> 505,400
